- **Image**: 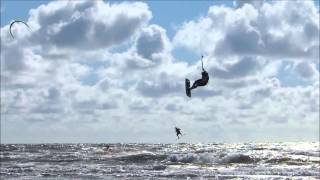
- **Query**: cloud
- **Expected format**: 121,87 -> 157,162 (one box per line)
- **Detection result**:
294,61 -> 319,79
136,79 -> 181,97
220,78 -> 259,89
47,87 -> 61,100
1,44 -> 52,89
24,1 -> 152,50
0,0 -> 155,95
210,56 -> 262,79
174,0 -> 319,61
214,22 -> 262,56
136,25 -> 170,59
31,105 -> 64,114
73,99 -> 117,114
234,0 -> 264,9
115,51 -> 158,71
129,99 -> 151,112
2,44 -> 27,72
165,103 -> 182,112
2,1 -> 154,91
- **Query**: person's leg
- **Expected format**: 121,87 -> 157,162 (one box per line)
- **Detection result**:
191,79 -> 208,90
190,79 -> 202,90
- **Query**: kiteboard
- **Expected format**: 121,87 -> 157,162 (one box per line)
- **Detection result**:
185,79 -> 191,97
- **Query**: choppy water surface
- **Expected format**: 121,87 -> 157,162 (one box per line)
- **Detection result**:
1,142 -> 319,179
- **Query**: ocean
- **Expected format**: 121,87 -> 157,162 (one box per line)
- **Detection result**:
0,142 -> 319,179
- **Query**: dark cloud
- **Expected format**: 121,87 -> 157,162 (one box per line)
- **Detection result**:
214,24 -> 261,56
261,33 -> 312,58
96,78 -> 109,91
294,62 -> 317,79
129,101 -> 150,112
306,45 -> 320,60
1,45 -> 27,72
124,55 -> 155,70
304,21 -> 319,41
254,87 -> 272,97
49,17 -> 91,48
217,77 -> 260,89
165,103 -> 182,112
31,106 -> 63,114
136,25 -> 167,59
73,100 -> 117,114
136,80 -> 181,97
237,103 -> 253,110
136,70 -> 182,97
215,23 -> 317,59
2,80 -> 37,89
192,89 -> 223,98
269,116 -> 288,124
29,1 -> 151,50
235,0 -> 264,8
195,116 -> 214,122
221,79 -> 258,89
101,102 -> 116,109
210,57 -> 261,79
24,115 -> 63,123
229,119 -> 246,126
41,52 -> 69,60
47,87 -> 61,100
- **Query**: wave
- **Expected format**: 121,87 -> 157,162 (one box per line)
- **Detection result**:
112,151 -> 167,163
291,150 -> 320,157
169,153 -> 203,163
219,153 -> 255,164
168,153 -> 255,164
264,157 -> 318,165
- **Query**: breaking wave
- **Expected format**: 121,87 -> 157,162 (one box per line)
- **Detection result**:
168,153 -> 255,164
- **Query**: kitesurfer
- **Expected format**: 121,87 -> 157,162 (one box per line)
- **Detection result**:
189,56 -> 209,92
175,127 -> 182,139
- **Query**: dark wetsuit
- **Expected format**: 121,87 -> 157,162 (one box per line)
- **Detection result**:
190,70 -> 209,90
175,128 -> 182,139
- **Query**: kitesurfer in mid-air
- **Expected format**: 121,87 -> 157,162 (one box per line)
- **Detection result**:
175,127 -> 182,139
186,56 -> 209,97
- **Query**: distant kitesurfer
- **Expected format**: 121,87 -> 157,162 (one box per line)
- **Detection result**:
175,127 -> 182,139
185,56 -> 209,97
105,145 -> 110,151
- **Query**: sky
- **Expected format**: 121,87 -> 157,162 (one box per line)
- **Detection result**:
1,0 -> 319,144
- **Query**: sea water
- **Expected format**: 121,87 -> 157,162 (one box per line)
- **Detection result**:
1,142 -> 319,179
